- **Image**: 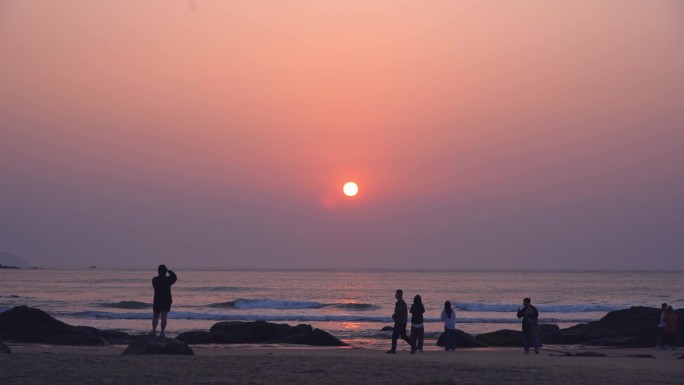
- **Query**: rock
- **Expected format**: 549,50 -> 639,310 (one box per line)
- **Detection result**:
209,331 -> 245,344
539,324 -> 560,337
277,329 -> 346,346
381,326 -> 394,332
76,326 -> 131,344
475,329 -> 522,347
206,321 -> 346,346
44,334 -> 106,346
0,341 -> 10,353
476,325 -> 557,347
121,336 -> 194,355
96,330 -> 132,345
436,330 -> 487,348
0,306 -> 93,342
542,307 -> 684,347
625,354 -> 655,358
541,323 -> 590,345
176,331 -> 212,344
208,321 -> 346,346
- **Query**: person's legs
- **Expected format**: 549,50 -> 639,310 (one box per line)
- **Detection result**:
151,311 -> 160,335
411,326 -> 418,350
160,311 -> 169,336
656,327 -> 665,348
416,327 -> 424,351
666,332 -> 676,349
388,324 -> 399,352
522,328 -> 530,353
399,326 -> 416,352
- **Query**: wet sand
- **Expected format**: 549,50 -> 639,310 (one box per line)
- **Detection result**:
1,344 -> 681,385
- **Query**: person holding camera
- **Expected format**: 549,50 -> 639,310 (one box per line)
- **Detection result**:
150,264 -> 177,337
516,297 -> 540,354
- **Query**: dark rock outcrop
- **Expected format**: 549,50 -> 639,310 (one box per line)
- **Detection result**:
176,331 -> 212,344
476,324 -> 558,347
542,307 -> 684,347
207,321 -> 346,346
277,328 -> 346,346
0,341 -> 10,353
475,329 -> 522,347
381,326 -> 394,332
122,336 -> 194,355
0,306 -> 93,342
77,326 -> 131,344
436,330 -> 487,348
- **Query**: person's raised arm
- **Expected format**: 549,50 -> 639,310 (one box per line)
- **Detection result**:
168,270 -> 177,285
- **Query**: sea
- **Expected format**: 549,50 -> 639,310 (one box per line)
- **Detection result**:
1,269 -> 682,350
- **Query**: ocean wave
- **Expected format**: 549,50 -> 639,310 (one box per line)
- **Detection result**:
58,311 -> 594,324
208,299 -> 326,310
329,303 -> 378,311
97,301 -> 149,309
206,299 -> 377,311
188,286 -> 250,292
451,302 -> 621,313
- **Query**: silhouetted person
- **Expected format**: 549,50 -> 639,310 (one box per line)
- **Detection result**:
663,305 -> 677,350
656,303 -> 667,349
516,297 -> 540,354
410,294 -> 425,352
440,301 -> 457,351
387,289 -> 417,354
150,264 -> 177,337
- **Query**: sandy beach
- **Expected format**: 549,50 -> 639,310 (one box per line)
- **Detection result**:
1,344 -> 681,385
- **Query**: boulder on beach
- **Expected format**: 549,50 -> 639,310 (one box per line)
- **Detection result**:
475,329 -> 522,347
0,306 -> 92,343
122,335 -> 194,355
476,324 -> 558,347
0,341 -> 10,353
436,330 -> 487,348
207,321 -> 346,346
542,307 -> 684,347
176,331 -> 212,344
277,328 -> 346,346
76,326 -> 131,345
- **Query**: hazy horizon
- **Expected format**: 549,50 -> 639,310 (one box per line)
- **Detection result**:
1,1 -> 683,270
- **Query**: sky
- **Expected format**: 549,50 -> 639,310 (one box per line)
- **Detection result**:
1,1 -> 683,270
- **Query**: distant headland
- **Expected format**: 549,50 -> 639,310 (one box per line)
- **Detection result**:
0,251 -> 31,268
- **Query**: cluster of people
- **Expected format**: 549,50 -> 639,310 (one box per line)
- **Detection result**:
386,289 -> 541,354
656,303 -> 678,350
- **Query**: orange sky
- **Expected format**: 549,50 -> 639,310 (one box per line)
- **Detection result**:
1,1 -> 683,269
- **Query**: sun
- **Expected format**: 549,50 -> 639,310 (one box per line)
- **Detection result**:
343,182 -> 359,197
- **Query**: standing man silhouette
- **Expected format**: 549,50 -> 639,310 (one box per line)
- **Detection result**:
516,297 -> 540,354
150,264 -> 177,337
387,289 -> 417,354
